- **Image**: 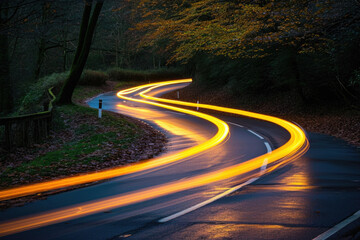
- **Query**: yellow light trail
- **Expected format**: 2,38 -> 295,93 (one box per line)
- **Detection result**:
0,79 -> 228,201
0,79 -> 309,237
139,79 -> 308,172
0,142 -> 309,237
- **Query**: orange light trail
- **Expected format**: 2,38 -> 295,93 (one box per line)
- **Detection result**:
0,79 -> 228,201
0,79 -> 309,237
139,79 -> 308,172
0,141 -> 309,237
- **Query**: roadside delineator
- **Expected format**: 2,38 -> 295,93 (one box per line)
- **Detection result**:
98,99 -> 102,118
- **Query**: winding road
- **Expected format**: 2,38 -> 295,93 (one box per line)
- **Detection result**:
0,80 -> 359,240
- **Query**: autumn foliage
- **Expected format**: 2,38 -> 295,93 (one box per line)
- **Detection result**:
132,0 -> 360,104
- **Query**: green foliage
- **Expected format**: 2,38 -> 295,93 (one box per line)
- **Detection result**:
192,55 -> 270,94
79,69 -> 108,86
19,72 -> 69,114
71,86 -> 105,104
134,0 -> 360,106
107,68 -> 185,82
192,48 -> 357,103
269,49 -> 297,91
19,67 -> 185,114
1,104 -> 140,184
18,67 -> 184,114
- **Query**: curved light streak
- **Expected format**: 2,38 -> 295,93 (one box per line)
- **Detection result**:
0,80 -> 228,201
139,79 -> 307,171
0,141 -> 309,237
0,79 -> 309,237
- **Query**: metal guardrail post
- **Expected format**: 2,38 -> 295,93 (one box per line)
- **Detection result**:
0,87 -> 56,151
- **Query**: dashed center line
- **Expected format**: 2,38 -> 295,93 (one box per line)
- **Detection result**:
247,129 -> 264,140
159,126 -> 274,223
260,158 -> 268,172
227,121 -> 244,128
158,177 -> 259,223
264,142 -> 272,153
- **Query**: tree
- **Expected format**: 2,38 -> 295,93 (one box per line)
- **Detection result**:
133,0 -> 360,104
0,0 -> 35,115
134,0 -> 333,61
0,2 -> 12,115
57,0 -> 103,105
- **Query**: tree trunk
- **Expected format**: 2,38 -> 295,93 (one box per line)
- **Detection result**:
290,49 -> 307,103
0,4 -> 13,115
71,0 -> 92,68
0,31 -> 12,115
63,47 -> 67,72
34,2 -> 50,81
57,0 -> 103,105
34,37 -> 45,80
62,19 -> 69,72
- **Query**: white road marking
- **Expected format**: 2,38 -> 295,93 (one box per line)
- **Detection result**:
260,143 -> 271,172
158,177 -> 259,223
264,142 -> 272,153
227,121 -> 244,128
159,122 -> 271,223
313,209 -> 360,240
247,129 -> 264,139
260,158 -> 268,172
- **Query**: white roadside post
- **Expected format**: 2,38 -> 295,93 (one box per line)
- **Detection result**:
98,99 -> 102,118
177,91 -> 179,99
197,100 -> 199,111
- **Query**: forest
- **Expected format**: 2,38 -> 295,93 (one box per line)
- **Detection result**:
0,0 -> 359,116
1,1 -> 360,237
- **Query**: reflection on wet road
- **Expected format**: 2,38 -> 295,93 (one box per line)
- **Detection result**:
0,80 -> 311,239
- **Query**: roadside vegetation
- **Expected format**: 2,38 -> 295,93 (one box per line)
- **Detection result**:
1,0 -> 359,196
164,85 -> 360,147
17,68 -> 185,114
0,68 -> 183,197
0,104 -> 166,191
137,1 -> 360,147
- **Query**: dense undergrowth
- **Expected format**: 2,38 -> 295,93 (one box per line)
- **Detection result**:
18,67 -> 185,114
0,71 -> 168,193
189,48 -> 360,110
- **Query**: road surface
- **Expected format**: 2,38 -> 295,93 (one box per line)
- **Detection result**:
0,80 -> 359,240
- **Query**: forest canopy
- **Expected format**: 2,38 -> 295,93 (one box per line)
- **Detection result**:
133,0 -> 360,104
0,0 -> 359,115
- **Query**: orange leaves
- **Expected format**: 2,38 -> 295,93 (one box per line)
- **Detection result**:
132,0 -> 331,61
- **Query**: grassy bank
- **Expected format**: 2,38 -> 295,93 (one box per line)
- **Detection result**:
0,70 -> 171,207
18,67 -> 185,114
0,103 -> 166,191
1,67 -> 184,190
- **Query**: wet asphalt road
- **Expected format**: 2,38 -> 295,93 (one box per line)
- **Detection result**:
1,83 -> 359,240
119,132 -> 360,240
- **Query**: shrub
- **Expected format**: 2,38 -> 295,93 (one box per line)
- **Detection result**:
79,70 -> 108,86
107,68 -> 144,82
107,68 -> 185,82
19,72 -> 69,114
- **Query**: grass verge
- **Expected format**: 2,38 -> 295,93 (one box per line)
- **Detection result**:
0,77 -> 167,211
0,104 -> 166,190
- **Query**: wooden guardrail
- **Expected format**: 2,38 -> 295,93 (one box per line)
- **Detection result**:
0,88 -> 56,151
